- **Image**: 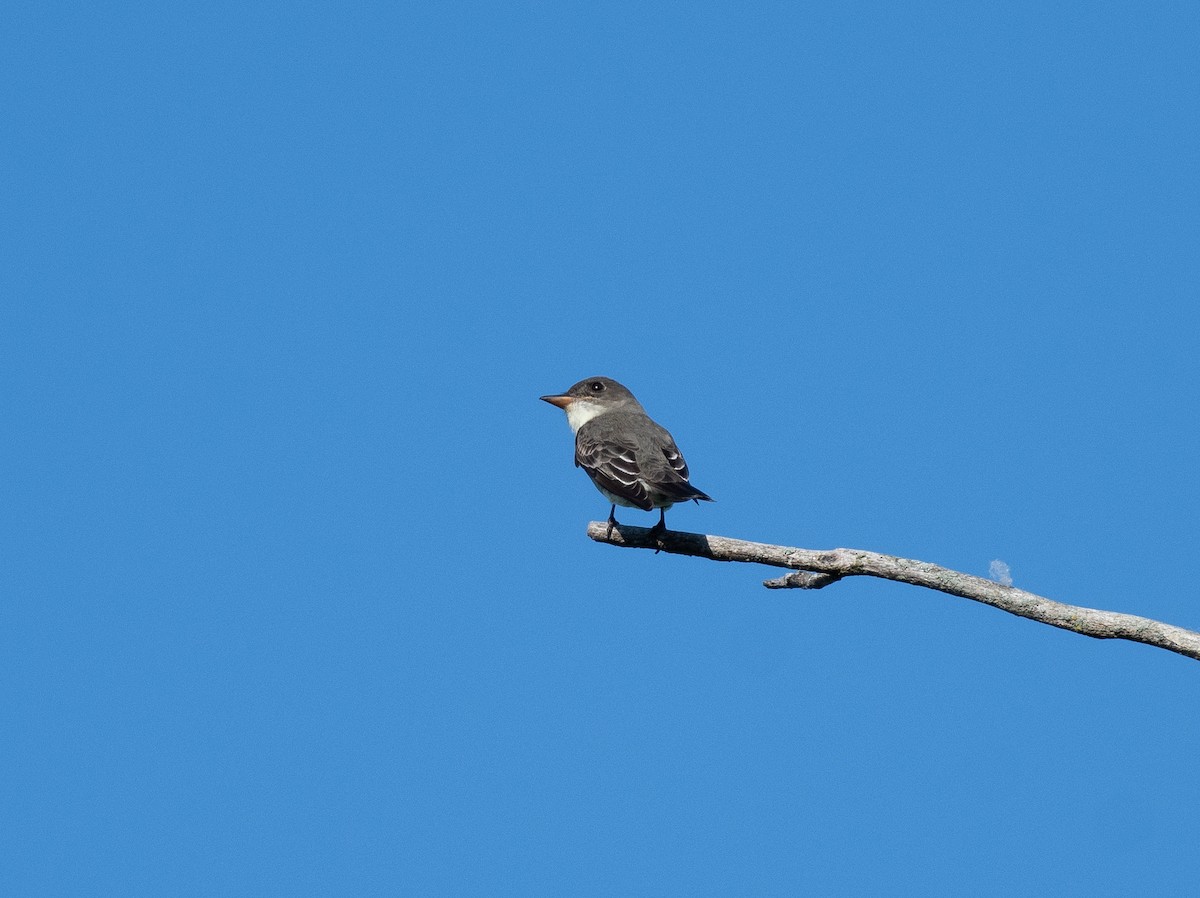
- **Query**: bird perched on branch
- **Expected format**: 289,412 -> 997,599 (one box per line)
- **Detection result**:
540,376 -> 713,536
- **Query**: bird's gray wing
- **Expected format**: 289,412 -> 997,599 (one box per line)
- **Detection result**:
650,422 -> 691,482
641,420 -> 713,503
574,421 -> 655,510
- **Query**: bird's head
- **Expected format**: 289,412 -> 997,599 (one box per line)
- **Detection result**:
540,377 -> 642,433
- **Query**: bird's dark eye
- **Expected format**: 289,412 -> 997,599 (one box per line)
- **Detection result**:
590,381 -> 604,392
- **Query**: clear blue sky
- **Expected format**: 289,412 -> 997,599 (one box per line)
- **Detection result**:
4,1 -> 1198,894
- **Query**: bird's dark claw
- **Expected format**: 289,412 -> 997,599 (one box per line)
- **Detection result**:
650,509 -> 667,552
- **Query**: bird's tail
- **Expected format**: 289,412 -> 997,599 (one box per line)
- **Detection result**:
659,480 -> 713,504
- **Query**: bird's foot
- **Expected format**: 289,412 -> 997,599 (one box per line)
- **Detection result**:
649,516 -> 667,553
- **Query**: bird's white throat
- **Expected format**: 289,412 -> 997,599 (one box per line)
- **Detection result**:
564,400 -> 607,434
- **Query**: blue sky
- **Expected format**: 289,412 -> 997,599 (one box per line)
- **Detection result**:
4,1 -> 1199,894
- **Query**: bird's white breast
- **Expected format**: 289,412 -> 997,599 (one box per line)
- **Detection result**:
564,400 -> 607,434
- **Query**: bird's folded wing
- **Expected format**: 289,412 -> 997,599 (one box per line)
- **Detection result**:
574,428 -> 655,510
645,422 -> 712,503
655,426 -> 691,482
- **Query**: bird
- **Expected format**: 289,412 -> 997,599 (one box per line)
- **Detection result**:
540,376 -> 713,537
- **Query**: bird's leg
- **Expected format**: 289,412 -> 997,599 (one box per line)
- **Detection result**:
649,507 -> 667,551
654,507 -> 667,532
605,504 -> 618,538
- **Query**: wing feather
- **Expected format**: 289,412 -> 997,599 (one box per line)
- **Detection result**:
574,413 -> 712,508
575,425 -> 654,510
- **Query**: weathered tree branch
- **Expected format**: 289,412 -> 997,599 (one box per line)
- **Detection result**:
586,522 -> 1200,662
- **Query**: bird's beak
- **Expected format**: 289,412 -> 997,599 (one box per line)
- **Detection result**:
540,394 -> 573,409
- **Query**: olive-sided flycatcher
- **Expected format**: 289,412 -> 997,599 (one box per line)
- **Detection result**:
540,376 -> 713,534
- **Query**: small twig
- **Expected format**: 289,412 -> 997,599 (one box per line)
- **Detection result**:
585,522 -> 1200,662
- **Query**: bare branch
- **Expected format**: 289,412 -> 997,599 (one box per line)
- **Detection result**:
585,522 -> 1200,662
